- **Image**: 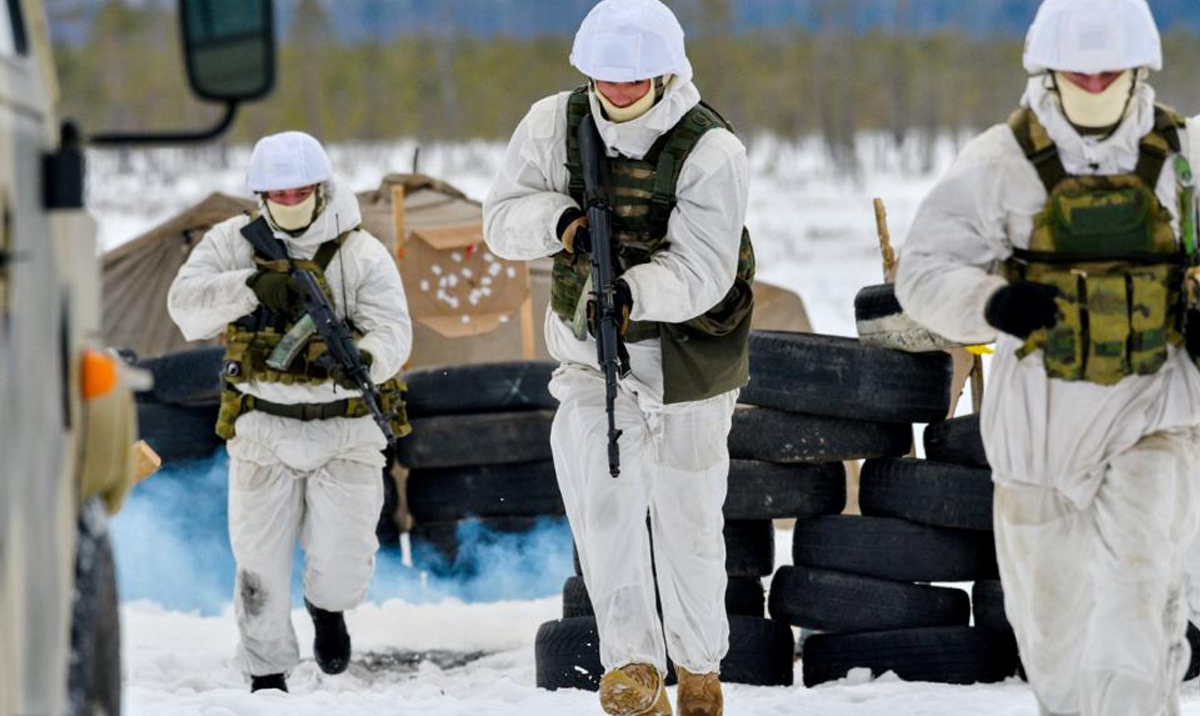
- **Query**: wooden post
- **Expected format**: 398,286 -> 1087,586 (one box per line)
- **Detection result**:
874,198 -> 897,284
971,354 -> 985,413
391,185 -> 407,262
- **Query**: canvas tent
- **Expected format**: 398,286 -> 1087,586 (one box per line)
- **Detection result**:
101,192 -> 254,358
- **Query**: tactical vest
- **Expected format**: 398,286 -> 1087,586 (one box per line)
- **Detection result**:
554,86 -> 756,404
215,222 -> 410,440
1003,105 -> 1187,385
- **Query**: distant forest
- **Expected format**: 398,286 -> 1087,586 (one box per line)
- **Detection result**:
54,0 -> 1200,171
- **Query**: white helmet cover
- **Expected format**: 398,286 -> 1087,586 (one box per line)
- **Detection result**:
1023,0 -> 1162,74
570,0 -> 693,84
246,131 -> 334,193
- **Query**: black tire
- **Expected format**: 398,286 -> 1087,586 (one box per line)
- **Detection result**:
725,460 -> 846,520
396,410 -> 554,469
377,462 -> 401,549
407,461 -> 563,522
923,414 -> 988,468
68,500 -> 121,716
725,520 -> 776,577
802,626 -> 1019,686
729,406 -> 912,464
410,516 -> 565,573
859,458 -> 994,532
134,346 -> 225,405
793,516 -> 999,582
971,580 -> 1010,632
572,521 -> 776,578
562,575 -> 765,619
535,615 -> 794,691
740,331 -> 952,424
854,284 -> 903,322
404,361 -> 558,418
136,401 -> 223,464
769,565 -> 970,633
1187,623 -> 1200,681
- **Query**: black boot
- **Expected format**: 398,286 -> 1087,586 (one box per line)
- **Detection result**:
250,673 -> 288,692
305,598 -> 351,675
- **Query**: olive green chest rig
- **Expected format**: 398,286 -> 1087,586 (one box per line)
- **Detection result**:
1004,105 -> 1189,385
553,86 -> 756,404
215,219 -> 409,440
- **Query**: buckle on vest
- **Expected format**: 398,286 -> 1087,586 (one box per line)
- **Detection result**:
223,360 -> 241,378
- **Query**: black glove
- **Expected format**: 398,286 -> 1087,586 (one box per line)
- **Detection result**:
557,207 -> 592,254
587,279 -> 633,338
246,269 -> 303,315
314,349 -> 373,391
985,281 -> 1061,339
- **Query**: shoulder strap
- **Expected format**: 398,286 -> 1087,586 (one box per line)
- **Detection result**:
1135,104 -> 1187,188
645,100 -> 729,228
1008,107 -> 1068,193
565,85 -> 592,207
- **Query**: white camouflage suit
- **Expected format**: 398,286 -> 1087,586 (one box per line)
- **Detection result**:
897,77 -> 1200,715
483,77 -> 749,675
168,180 -> 412,677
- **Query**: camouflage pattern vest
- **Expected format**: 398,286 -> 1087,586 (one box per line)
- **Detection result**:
215,221 -> 410,440
1004,105 -> 1187,385
553,86 -> 756,404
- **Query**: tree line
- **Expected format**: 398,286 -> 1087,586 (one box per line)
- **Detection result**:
55,0 -> 1200,172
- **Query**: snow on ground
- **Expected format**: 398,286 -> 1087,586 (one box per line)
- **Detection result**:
101,134 -> 1194,714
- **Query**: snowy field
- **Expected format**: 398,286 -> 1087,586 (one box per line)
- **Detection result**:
98,136 -> 1200,714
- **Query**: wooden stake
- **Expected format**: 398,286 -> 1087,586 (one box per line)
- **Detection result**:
391,185 -> 407,261
873,198 -> 898,284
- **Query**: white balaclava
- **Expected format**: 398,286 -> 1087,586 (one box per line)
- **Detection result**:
595,75 -> 673,123
1053,70 -> 1136,130
265,187 -> 322,232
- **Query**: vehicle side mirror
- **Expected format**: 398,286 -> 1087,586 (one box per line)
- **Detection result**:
180,0 -> 275,102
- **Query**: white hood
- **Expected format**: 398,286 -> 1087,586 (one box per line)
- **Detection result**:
260,179 -> 363,251
1023,75 -> 1158,175
588,79 -> 702,160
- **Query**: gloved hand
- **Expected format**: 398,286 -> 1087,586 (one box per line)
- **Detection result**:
314,349 -> 373,391
557,207 -> 591,254
246,268 -> 303,314
587,279 -> 634,338
985,281 -> 1061,339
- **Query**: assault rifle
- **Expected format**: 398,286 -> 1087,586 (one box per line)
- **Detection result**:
578,113 -> 629,478
240,218 -> 398,445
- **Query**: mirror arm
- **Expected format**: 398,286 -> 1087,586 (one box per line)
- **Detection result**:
88,101 -> 239,146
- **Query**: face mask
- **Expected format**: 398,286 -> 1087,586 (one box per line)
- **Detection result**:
1054,70 -> 1135,130
265,191 -> 318,232
595,75 -> 672,123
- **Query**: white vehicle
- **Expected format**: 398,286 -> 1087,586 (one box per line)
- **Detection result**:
0,2 -> 276,713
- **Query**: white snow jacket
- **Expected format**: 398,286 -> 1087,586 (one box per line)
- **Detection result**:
483,80 -> 750,404
897,77 -> 1200,506
168,180 -> 412,411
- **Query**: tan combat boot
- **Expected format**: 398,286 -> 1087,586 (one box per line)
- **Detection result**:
598,663 -> 672,716
675,667 -> 723,716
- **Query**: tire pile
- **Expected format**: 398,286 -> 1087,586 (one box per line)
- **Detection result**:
132,347 -> 225,463
534,329 -> 954,691
396,361 -> 565,573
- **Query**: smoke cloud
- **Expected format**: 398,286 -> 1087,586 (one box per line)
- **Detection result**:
112,450 -> 573,615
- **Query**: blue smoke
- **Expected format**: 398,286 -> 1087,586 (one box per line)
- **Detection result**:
111,449 -> 573,615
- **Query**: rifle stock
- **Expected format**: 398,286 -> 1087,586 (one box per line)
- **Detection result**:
577,114 -> 626,478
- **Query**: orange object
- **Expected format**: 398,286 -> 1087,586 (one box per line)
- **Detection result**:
81,350 -> 119,400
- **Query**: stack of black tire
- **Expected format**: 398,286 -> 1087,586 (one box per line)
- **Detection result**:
534,330 -> 951,692
132,347 -> 225,463
397,361 -> 564,573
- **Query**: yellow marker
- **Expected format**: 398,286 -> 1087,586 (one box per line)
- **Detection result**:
965,344 -> 995,356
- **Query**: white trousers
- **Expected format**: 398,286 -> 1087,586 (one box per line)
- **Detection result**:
994,430 -> 1200,716
549,366 -> 736,675
227,454 -> 383,676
